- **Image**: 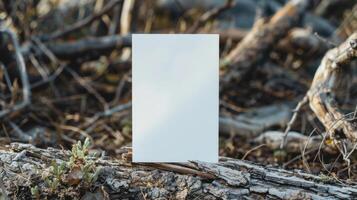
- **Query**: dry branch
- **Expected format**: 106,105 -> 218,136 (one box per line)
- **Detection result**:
307,32 -> 357,142
220,103 -> 291,137
335,4 -> 357,40
281,32 -> 357,148
39,0 -> 123,41
0,28 -> 31,118
277,28 -> 330,56
119,0 -> 135,61
186,0 -> 234,33
2,143 -> 357,199
221,0 -> 308,87
255,131 -> 322,153
23,35 -> 131,61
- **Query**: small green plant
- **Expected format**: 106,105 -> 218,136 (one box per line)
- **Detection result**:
121,120 -> 132,137
39,138 -> 98,196
30,186 -> 40,199
45,177 -> 60,192
69,138 -> 91,165
51,160 -> 66,180
67,138 -> 97,185
319,174 -> 334,183
273,149 -> 287,162
43,160 -> 66,192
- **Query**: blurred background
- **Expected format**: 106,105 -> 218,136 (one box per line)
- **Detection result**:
0,0 -> 356,179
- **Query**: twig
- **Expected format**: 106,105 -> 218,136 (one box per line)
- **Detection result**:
108,2 -> 123,35
110,72 -> 130,106
241,144 -> 266,160
139,163 -> 215,180
84,101 -> 132,128
56,124 -> 93,144
0,27 -> 31,118
0,63 -> 12,91
280,95 -> 308,148
120,0 -> 135,35
40,0 -> 123,41
314,32 -> 337,47
254,131 -> 322,153
334,3 -> 357,40
65,67 -> 109,111
8,121 -> 32,142
186,0 -> 234,33
119,0 -> 135,60
24,35 -> 131,61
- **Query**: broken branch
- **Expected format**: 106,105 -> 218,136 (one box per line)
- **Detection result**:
221,0 -> 308,87
307,32 -> 357,141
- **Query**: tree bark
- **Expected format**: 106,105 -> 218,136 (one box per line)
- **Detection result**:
1,143 -> 357,199
307,32 -> 357,142
221,0 -> 308,87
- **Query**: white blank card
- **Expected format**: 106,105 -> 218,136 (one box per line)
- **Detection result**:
132,34 -> 218,162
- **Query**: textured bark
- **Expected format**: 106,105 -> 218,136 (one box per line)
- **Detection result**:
1,143 -> 357,199
307,32 -> 357,141
221,0 -> 308,87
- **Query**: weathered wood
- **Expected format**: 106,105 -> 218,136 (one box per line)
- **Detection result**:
220,103 -> 291,137
307,32 -> 357,142
186,0 -> 234,33
39,0 -> 123,41
335,4 -> 357,40
254,131 -> 323,153
1,143 -> 357,199
277,28 -> 330,56
221,0 -> 308,87
22,35 -> 131,61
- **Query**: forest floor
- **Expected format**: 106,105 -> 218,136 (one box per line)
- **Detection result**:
0,0 -> 357,199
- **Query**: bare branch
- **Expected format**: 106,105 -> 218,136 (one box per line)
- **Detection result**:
186,0 -> 234,33
0,27 -> 31,118
221,0 -> 309,87
307,32 -> 357,141
40,0 -> 123,41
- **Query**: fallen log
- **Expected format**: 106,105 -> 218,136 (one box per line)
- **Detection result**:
1,143 -> 357,199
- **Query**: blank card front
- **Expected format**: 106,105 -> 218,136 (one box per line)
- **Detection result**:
132,34 -> 218,162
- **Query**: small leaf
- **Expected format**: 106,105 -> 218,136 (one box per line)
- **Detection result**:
65,166 -> 83,186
